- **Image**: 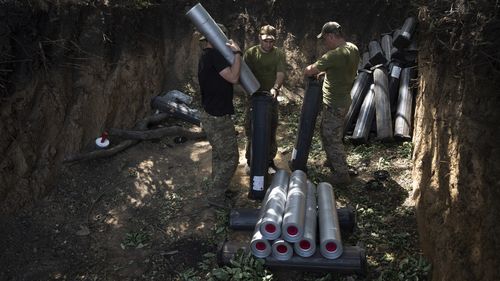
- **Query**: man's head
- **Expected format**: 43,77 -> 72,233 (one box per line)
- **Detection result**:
317,21 -> 345,48
259,25 -> 277,53
317,21 -> 343,39
199,23 -> 228,42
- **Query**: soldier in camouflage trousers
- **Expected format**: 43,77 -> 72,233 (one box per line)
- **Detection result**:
304,22 -> 359,184
197,23 -> 242,201
200,112 -> 238,196
320,106 -> 350,181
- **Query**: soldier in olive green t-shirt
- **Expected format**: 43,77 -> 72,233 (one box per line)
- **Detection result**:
304,21 -> 360,185
243,25 -> 286,172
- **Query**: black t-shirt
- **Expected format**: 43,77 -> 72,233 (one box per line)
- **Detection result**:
198,48 -> 235,116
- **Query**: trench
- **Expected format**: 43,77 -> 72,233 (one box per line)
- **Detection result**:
1,1 -> 499,280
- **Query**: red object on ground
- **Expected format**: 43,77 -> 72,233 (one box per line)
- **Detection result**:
100,131 -> 109,143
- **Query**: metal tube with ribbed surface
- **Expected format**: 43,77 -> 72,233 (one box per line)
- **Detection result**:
185,3 -> 260,94
282,170 -> 307,243
259,170 -> 289,240
294,180 -> 317,257
318,182 -> 343,259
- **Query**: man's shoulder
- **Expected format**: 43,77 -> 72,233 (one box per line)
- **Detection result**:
346,42 -> 359,52
245,45 -> 260,54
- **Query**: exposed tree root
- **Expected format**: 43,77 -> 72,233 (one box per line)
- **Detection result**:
63,113 -> 205,163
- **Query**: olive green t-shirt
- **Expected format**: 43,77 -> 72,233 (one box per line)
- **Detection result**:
315,42 -> 359,108
244,45 -> 286,91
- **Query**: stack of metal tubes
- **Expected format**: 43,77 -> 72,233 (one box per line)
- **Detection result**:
222,170 -> 367,275
344,16 -> 418,144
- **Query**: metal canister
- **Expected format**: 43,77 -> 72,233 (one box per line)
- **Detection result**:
185,3 -> 260,94
250,230 -> 271,258
259,170 -> 289,240
249,171 -> 282,258
394,67 -> 414,140
282,170 -> 307,243
271,239 -> 293,261
294,180 -> 317,257
317,182 -> 343,259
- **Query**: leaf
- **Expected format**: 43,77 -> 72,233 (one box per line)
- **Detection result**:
212,268 -> 229,280
76,225 -> 90,236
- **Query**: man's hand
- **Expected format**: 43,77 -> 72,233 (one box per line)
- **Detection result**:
270,88 -> 279,99
316,72 -> 326,81
226,39 -> 241,53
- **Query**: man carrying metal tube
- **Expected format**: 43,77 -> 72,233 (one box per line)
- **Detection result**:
304,22 -> 359,185
243,25 -> 286,174
197,24 -> 243,205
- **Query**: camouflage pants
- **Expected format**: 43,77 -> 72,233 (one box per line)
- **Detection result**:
244,96 -> 279,164
200,111 -> 239,193
320,105 -> 349,176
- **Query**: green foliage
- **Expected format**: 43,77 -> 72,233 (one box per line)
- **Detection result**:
398,141 -> 413,159
211,251 -> 271,281
214,209 -> 229,236
352,144 -> 377,161
377,255 -> 431,281
121,230 -> 150,249
179,251 -> 272,281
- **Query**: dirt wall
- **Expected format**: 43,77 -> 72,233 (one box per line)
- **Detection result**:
413,1 -> 500,280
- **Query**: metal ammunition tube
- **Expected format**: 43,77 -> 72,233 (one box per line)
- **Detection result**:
271,239 -> 293,261
282,170 -> 307,243
368,40 -> 387,66
373,67 -> 393,141
219,241 -> 367,276
249,92 -> 273,200
290,78 -> 322,172
352,84 -> 376,144
380,34 -> 393,63
394,67 -> 414,140
294,180 -> 317,257
344,70 -> 372,136
250,230 -> 271,258
249,177 -> 276,258
393,17 -> 417,49
259,170 -> 289,240
185,3 -> 260,94
317,182 -> 343,259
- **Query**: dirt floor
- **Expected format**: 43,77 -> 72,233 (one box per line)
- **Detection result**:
0,95 -> 419,281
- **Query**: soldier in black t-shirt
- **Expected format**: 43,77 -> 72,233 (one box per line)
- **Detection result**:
197,24 -> 243,206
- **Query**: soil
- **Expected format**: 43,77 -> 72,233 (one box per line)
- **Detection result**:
0,94 -> 417,280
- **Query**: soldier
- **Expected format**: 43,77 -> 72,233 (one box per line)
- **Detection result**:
304,21 -> 360,184
197,24 -> 243,204
243,25 -> 286,173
